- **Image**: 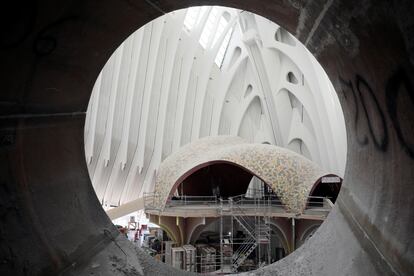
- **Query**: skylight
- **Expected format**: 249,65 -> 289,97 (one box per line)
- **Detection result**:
212,16 -> 229,47
214,27 -> 233,67
199,8 -> 219,48
183,7 -> 205,32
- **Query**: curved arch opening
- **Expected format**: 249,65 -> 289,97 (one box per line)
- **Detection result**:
168,160 -> 282,204
189,217 -> 291,269
286,71 -> 299,84
275,27 -> 296,46
296,223 -> 321,248
175,163 -> 274,199
244,84 -> 253,98
307,174 -> 342,208
268,223 -> 290,261
288,138 -> 313,161
228,46 -> 242,69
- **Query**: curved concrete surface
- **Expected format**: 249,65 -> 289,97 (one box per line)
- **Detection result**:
0,0 -> 413,275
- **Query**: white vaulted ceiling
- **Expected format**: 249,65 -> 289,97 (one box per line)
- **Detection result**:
84,6 -> 347,208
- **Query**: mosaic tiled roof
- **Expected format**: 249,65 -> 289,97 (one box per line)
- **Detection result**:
153,136 -> 327,213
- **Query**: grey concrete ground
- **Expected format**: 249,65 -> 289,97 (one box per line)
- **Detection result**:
62,235 -> 197,276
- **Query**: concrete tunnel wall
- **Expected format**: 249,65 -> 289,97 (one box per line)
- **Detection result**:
0,0 -> 413,275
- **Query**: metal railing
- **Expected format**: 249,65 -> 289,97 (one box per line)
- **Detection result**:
167,195 -> 219,207
143,192 -> 334,215
230,194 -> 284,208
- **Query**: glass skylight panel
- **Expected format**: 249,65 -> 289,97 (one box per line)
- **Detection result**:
214,27 -> 233,68
184,7 -> 201,31
199,8 -> 219,49
212,16 -> 229,47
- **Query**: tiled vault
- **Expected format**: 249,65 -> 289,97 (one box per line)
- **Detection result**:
153,136 -> 327,213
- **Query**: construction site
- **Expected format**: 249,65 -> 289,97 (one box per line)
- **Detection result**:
142,189 -> 337,273
136,137 -> 341,273
1,1 -> 413,276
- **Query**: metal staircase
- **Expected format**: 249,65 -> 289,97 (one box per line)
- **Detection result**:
232,233 -> 257,270
230,203 -> 271,272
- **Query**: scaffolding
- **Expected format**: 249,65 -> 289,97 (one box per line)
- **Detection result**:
223,196 -> 271,272
144,191 -> 333,273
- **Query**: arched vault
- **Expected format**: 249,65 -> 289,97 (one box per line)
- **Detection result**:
153,136 -> 327,213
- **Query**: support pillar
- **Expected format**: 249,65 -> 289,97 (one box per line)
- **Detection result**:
291,218 -> 296,251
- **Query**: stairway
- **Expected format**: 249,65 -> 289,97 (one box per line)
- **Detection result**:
233,213 -> 255,238
232,234 -> 258,270
231,206 -> 271,272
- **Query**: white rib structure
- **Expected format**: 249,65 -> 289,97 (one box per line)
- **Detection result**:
84,6 -> 347,208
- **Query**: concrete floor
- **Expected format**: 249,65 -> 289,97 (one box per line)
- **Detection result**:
0,0 -> 413,275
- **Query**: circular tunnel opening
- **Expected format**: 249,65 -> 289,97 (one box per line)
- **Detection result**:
83,4 -> 348,275
2,0 -> 413,275
1,0 -> 413,275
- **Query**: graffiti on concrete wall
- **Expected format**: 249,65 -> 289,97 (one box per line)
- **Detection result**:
340,75 -> 388,151
339,66 -> 414,159
32,16 -> 80,56
385,67 -> 414,159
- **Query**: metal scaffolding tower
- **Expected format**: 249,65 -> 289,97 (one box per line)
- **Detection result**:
143,190 -> 332,273
227,196 -> 271,272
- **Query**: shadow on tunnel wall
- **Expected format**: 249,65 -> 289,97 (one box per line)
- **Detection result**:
0,0 -> 413,275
